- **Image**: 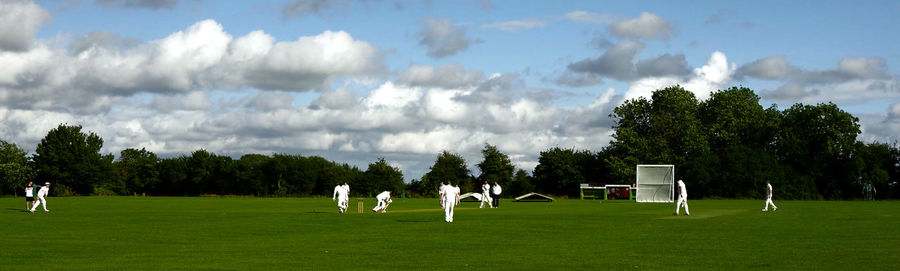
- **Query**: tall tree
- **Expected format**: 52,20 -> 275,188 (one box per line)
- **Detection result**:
533,147 -> 587,197
778,103 -> 861,199
33,124 -> 113,195
362,157 -> 405,197
233,154 -> 272,196
0,140 -> 33,195
605,85 -> 708,183
477,144 -> 514,190
419,151 -> 471,197
699,86 -> 778,150
111,148 -> 160,195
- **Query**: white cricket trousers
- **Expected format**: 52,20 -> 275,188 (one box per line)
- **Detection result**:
445,202 -> 455,222
337,197 -> 348,212
372,199 -> 390,212
764,197 -> 777,210
31,196 -> 48,212
675,196 -> 689,215
479,193 -> 491,208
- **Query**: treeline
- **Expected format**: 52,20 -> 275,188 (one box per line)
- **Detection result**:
1,86 -> 899,199
592,86 -> 900,200
0,125 -> 404,197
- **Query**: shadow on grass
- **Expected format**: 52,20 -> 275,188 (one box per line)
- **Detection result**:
6,208 -> 30,213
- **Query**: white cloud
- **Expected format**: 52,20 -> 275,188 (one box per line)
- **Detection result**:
736,56 -> 798,80
95,0 -> 180,10
0,19 -> 385,113
609,12 -> 672,40
482,19 -> 547,31
282,0 -> 351,19
152,92 -> 213,112
0,0 -> 51,52
397,63 -> 485,89
417,17 -> 475,58
838,57 -> 887,78
624,51 -> 735,101
564,40 -> 692,83
565,11 -> 616,24
740,56 -> 896,103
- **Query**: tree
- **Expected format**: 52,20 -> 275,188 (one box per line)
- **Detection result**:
0,139 -> 33,196
699,86 -> 778,151
419,151 -> 471,197
362,157 -> 405,197
111,148 -> 160,195
857,142 -> 893,199
778,103 -> 861,199
233,154 -> 272,196
605,86 -> 708,182
157,156 -> 189,195
507,169 -> 534,196
533,147 -> 594,197
33,124 -> 113,195
477,144 -> 514,191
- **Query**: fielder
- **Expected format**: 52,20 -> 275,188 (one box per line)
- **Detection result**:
341,182 -> 350,210
479,181 -> 491,208
372,190 -> 392,213
763,181 -> 778,211
674,179 -> 689,216
332,183 -> 349,213
444,183 -> 460,222
25,181 -> 35,211
30,182 -> 50,213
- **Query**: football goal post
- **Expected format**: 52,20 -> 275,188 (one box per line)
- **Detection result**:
635,165 -> 674,203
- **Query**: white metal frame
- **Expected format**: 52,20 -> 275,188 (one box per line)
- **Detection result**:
635,164 -> 675,203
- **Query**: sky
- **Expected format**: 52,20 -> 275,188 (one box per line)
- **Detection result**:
1,0 -> 898,181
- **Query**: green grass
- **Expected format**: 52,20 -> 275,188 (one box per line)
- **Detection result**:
2,197 -> 898,270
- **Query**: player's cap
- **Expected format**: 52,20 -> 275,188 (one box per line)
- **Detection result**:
45,182 -> 50,185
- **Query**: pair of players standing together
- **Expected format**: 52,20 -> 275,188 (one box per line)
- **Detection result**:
673,180 -> 778,216
24,181 -> 51,213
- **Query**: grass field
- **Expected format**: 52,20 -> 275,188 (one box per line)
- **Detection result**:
1,197 -> 898,270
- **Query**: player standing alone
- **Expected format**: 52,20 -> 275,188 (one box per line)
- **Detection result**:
30,182 -> 50,213
333,183 -> 349,213
763,181 -> 777,211
674,179 -> 689,216
444,183 -> 460,222
479,181 -> 491,208
25,181 -> 35,211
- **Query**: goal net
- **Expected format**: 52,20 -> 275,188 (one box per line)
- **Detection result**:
635,165 -> 674,203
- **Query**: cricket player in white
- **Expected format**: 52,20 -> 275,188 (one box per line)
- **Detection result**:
30,182 -> 50,213
341,182 -> 350,211
444,184 -> 460,222
372,191 -> 392,213
674,179 -> 689,216
332,183 -> 349,213
479,181 -> 491,208
763,181 -> 778,211
438,181 -> 447,209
